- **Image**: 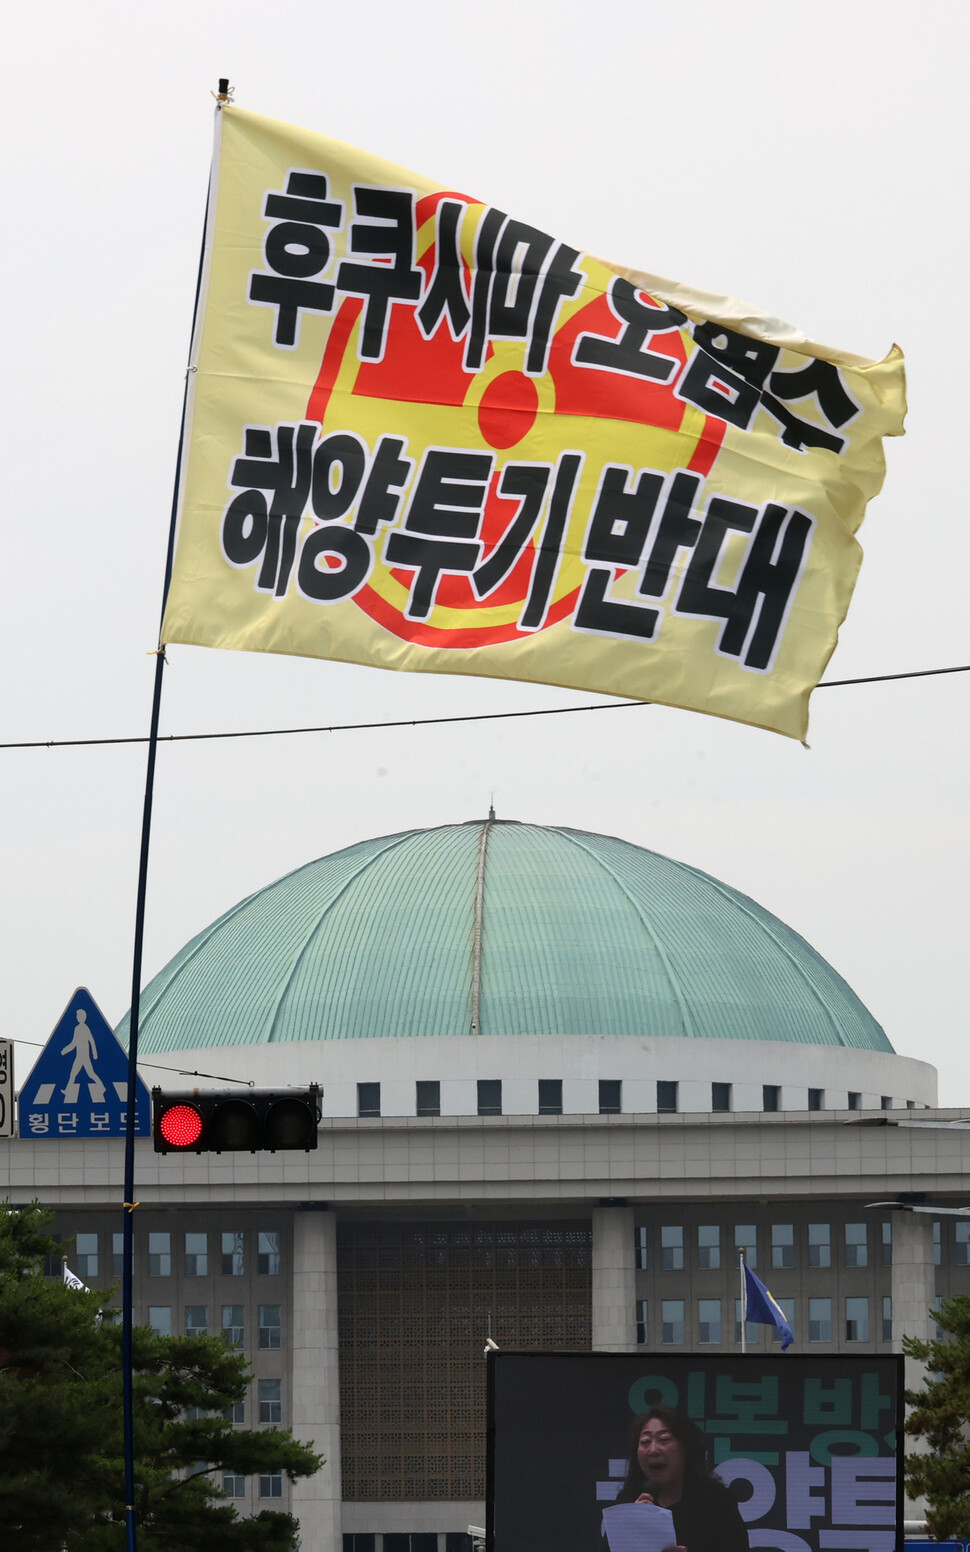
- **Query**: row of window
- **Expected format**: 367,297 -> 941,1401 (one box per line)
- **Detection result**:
223,1470 -> 283,1499
358,1081 -> 915,1117
344,1537 -> 473,1552
64,1230 -> 281,1280
635,1221 -> 893,1272
634,1295 -> 891,1345
148,1303 -> 282,1347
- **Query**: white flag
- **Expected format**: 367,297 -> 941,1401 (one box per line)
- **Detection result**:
63,1261 -> 89,1292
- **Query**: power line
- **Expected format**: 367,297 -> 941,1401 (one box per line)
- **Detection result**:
2,662 -> 967,752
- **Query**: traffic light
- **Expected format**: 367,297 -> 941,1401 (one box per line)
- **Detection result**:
152,1085 -> 320,1154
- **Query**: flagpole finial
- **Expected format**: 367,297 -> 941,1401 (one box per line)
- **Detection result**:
213,79 -> 234,105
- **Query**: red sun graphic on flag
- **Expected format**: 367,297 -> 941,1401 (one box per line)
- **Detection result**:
305,191 -> 723,649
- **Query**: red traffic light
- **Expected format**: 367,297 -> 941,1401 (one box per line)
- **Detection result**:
157,1101 -> 204,1149
152,1086 -> 321,1154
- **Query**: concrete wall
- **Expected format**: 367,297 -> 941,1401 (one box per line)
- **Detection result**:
128,1032 -> 937,1117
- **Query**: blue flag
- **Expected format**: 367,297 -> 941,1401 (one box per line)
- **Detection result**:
743,1261 -> 794,1349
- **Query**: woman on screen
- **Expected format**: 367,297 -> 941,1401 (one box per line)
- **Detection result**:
613,1406 -> 748,1552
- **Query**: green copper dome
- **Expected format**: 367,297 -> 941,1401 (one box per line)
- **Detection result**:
120,820 -> 892,1054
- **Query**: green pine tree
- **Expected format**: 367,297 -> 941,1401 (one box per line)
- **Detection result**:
0,1203 -> 321,1551
903,1292 -> 970,1540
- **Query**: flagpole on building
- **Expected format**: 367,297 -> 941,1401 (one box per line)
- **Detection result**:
740,1250 -> 747,1354
119,83 -> 226,1552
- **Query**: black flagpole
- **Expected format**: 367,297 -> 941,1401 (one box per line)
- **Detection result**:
119,81 -> 226,1552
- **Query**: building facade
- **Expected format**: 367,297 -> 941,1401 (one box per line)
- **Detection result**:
4,820 -> 964,1551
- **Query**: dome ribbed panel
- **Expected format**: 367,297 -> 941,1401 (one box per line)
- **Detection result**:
268,823 -> 478,1040
557,829 -> 891,1050
126,826 -> 478,1051
121,819 -> 891,1055
478,824 -> 688,1038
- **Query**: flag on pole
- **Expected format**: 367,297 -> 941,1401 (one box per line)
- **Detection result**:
742,1260 -> 794,1349
161,105 -> 906,740
63,1260 -> 89,1293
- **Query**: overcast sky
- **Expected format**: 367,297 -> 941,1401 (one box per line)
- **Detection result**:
3,0 -> 967,1104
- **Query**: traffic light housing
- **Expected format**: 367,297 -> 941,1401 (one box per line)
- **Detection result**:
152,1085 -> 321,1154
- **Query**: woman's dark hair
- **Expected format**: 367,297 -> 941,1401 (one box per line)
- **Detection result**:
616,1406 -> 714,1503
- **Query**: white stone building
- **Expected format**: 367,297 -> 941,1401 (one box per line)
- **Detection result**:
3,819 -> 964,1552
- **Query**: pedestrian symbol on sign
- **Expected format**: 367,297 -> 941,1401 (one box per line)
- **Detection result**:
61,1009 -> 106,1104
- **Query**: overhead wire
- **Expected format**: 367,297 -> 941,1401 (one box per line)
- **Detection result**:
2,663 -> 967,752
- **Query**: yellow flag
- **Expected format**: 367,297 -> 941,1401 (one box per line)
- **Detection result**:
161,106 -> 906,739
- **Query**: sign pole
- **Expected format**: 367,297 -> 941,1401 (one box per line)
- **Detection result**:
119,88 -> 223,1551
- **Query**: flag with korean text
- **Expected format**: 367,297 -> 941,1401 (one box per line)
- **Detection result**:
161,107 -> 906,739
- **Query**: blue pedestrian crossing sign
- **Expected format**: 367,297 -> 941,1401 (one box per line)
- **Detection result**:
19,988 -> 150,1139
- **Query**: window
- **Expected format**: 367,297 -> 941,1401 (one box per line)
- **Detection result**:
224,1399 -> 245,1423
222,1231 -> 244,1276
416,1080 -> 440,1117
847,1091 -> 861,1111
933,1296 -> 943,1339
222,1305 -> 245,1348
808,1088 -> 824,1111
661,1226 -> 684,1271
635,1299 -> 648,1345
385,1539 -> 438,1552
43,1235 -> 62,1278
697,1226 -> 720,1270
223,1471 -> 246,1498
185,1232 -> 208,1277
734,1299 -> 759,1346
258,1305 -> 281,1349
635,1226 -> 648,1271
712,1082 -> 731,1113
735,1225 -> 757,1269
148,1232 -> 171,1278
74,1232 -> 98,1278
259,1378 -> 282,1423
880,1095 -> 892,1110
185,1305 -> 208,1338
882,1296 -> 892,1342
344,1539 -> 377,1552
809,1298 -> 832,1342
477,1080 -> 502,1116
258,1232 -> 281,1276
772,1299 -> 795,1343
538,1079 -> 562,1116
657,1081 -> 678,1114
357,1082 -> 380,1118
113,1232 -> 125,1278
599,1080 -> 621,1115
445,1537 -> 472,1552
846,1296 -> 869,1342
934,1220 -> 941,1266
762,1085 -> 780,1112
772,1224 -> 794,1270
955,1223 -> 970,1266
808,1224 -> 831,1268
698,1299 -> 721,1343
259,1471 -> 282,1499
845,1223 -> 868,1268
882,1221 -> 892,1267
149,1306 -> 172,1336
661,1300 -> 684,1344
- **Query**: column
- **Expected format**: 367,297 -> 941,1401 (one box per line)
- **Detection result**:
592,1204 -> 636,1350
291,1208 -> 343,1552
891,1211 -> 935,1525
